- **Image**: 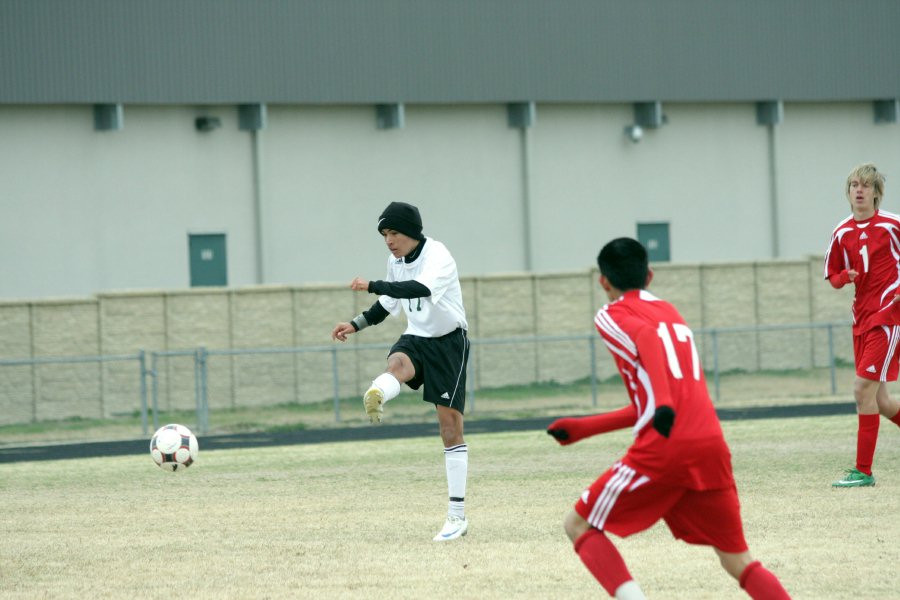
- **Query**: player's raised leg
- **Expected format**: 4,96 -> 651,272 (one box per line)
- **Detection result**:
363,373 -> 398,423
363,352 -> 412,423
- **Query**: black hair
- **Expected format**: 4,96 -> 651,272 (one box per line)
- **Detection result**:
596,238 -> 649,291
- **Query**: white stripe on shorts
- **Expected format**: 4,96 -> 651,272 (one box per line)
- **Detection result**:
447,329 -> 468,408
587,462 -> 636,530
880,325 -> 900,382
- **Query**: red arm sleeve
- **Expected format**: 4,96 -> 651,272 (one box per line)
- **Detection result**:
547,405 -> 637,445
632,323 -> 675,414
828,270 -> 851,289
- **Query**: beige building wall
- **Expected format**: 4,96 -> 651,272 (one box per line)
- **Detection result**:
530,103 -> 774,265
262,104 -> 526,283
779,102 -> 900,259
0,105 -> 257,298
2,103 -> 898,300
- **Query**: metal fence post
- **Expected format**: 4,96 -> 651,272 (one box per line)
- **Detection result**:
194,347 -> 209,434
150,352 -> 159,431
589,335 -> 598,407
193,349 -> 201,431
827,323 -> 836,394
138,350 -> 148,436
712,329 -> 721,403
331,346 -> 340,422
200,347 -> 209,433
465,341 -> 476,414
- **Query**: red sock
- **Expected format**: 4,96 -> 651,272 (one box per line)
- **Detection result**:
856,413 -> 880,475
889,409 -> 900,428
739,561 -> 791,599
573,529 -> 633,597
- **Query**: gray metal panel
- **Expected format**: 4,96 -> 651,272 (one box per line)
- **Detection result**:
634,102 -> 663,128
93,103 -> 123,131
238,104 -> 267,131
874,99 -> 899,124
375,103 -> 404,129
1,0 -> 898,104
756,101 -> 784,126
507,102 -> 535,128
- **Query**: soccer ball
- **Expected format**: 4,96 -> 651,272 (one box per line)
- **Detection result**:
150,423 -> 199,471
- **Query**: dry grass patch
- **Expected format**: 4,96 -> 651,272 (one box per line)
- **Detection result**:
1,414 -> 899,599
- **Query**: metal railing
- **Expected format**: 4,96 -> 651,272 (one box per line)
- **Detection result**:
702,320 -> 842,402
0,321 -> 851,436
0,350 -> 150,430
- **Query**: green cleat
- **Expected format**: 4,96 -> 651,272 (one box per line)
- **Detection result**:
832,468 -> 876,488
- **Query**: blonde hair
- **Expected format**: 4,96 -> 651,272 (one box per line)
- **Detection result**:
846,163 -> 886,209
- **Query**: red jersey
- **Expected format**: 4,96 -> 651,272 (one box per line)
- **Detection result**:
824,210 -> 900,335
594,289 -> 733,490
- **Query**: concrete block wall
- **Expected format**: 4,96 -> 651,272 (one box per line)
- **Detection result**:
473,274 -> 539,388
229,288 -> 294,410
0,256 -> 855,425
809,259 -> 855,367
755,261 -> 815,371
295,286 -> 357,405
31,300 -> 101,421
99,292 -> 165,418
0,303 -> 34,423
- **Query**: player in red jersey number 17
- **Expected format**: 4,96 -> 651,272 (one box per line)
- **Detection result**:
547,238 -> 791,599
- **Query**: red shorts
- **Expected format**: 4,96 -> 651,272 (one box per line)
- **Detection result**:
854,325 -> 900,382
574,461 -> 748,553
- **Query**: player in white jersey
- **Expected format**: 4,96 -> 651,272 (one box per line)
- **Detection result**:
332,202 -> 470,541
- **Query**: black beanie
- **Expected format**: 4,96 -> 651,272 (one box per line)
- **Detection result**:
377,202 -> 424,240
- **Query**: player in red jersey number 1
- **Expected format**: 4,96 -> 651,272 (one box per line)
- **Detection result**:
547,238 -> 790,599
824,163 -> 900,487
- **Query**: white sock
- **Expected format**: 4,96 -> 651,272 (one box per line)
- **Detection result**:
372,373 -> 401,403
444,444 -> 468,518
614,580 -> 646,600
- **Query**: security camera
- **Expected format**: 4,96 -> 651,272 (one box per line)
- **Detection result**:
195,116 -> 222,132
624,124 -> 643,143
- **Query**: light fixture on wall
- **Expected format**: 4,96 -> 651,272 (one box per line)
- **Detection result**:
624,101 -> 664,143
624,124 -> 643,143
195,116 -> 222,132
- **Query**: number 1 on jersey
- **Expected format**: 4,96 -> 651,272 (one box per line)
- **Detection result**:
860,244 -> 869,273
657,322 -> 700,380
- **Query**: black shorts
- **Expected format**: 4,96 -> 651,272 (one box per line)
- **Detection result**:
389,328 -> 470,414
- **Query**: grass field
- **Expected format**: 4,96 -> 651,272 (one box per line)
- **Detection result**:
1,413 -> 898,599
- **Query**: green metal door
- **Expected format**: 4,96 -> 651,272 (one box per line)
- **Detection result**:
637,222 -> 670,262
188,234 -> 228,286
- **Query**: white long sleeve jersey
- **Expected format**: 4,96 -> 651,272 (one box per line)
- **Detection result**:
378,238 -> 468,337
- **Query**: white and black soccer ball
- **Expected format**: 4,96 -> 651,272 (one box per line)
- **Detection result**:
149,423 -> 199,471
